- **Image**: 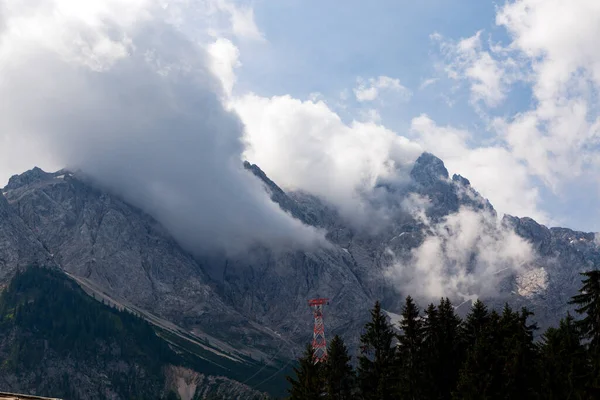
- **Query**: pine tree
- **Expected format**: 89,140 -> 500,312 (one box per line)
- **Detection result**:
427,298 -> 461,400
325,335 -> 355,400
460,299 -> 490,347
570,270 -> 600,346
538,314 -> 590,400
396,296 -> 424,400
287,344 -> 325,400
570,270 -> 600,391
497,305 -> 539,399
454,310 -> 501,400
421,303 -> 439,400
357,301 -> 397,400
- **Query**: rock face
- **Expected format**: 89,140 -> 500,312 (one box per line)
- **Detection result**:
501,215 -> 600,328
1,170 -> 285,357
1,152 -> 599,374
165,366 -> 269,400
0,190 -> 53,284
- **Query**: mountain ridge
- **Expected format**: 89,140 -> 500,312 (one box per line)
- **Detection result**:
1,151 -> 599,396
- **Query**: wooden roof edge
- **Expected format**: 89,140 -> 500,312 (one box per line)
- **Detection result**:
0,392 -> 61,400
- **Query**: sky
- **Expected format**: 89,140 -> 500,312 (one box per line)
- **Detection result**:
231,0 -> 600,231
1,0 -> 600,238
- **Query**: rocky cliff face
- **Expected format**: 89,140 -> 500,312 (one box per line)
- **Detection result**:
241,153 -> 599,333
501,215 -> 600,328
0,188 -> 53,284
1,169 -> 287,359
1,152 -> 599,374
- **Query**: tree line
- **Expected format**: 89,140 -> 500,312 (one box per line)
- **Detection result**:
286,270 -> 600,399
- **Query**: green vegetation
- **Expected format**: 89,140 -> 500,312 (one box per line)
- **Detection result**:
0,266 -> 174,398
287,270 -> 600,399
0,266 -> 285,399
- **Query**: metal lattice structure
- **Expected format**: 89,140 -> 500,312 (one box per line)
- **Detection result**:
308,298 -> 329,363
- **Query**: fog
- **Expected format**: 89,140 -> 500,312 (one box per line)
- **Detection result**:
0,0 -> 324,254
0,0 -> 542,301
386,196 -> 537,301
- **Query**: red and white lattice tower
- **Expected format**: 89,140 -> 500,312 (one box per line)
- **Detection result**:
308,298 -> 329,363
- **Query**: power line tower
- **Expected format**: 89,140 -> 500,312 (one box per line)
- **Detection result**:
308,298 -> 329,363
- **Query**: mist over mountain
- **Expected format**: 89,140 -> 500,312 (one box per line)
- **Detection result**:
1,150 -> 599,397
0,0 -> 323,256
2,1 -> 600,398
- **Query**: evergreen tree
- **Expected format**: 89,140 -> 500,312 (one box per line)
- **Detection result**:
460,299 -> 490,347
538,314 -> 590,400
357,301 -> 397,400
325,335 -> 355,400
570,270 -> 600,348
396,296 -> 424,400
421,303 -> 439,400
570,270 -> 600,392
421,298 -> 461,400
454,310 -> 501,400
497,305 -> 539,399
286,344 -> 325,400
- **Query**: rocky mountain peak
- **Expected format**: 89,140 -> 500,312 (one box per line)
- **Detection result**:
0,190 -> 8,208
244,160 -> 316,225
410,152 -> 449,186
244,161 -> 284,196
4,167 -> 52,190
452,174 -> 471,186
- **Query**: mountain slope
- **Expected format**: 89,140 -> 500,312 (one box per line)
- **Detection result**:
0,190 -> 52,284
244,153 -> 600,330
0,266 -> 269,399
1,152 -> 600,395
2,170 -> 287,359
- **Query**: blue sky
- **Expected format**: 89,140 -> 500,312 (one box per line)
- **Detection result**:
225,0 -> 600,232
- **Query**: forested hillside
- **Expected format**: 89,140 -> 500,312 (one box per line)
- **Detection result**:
0,266 -> 271,400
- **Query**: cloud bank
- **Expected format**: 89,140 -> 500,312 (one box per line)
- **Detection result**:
386,202 -> 536,301
234,93 -> 424,223
0,0 -> 323,254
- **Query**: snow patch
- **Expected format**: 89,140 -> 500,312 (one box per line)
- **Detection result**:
388,232 -> 407,243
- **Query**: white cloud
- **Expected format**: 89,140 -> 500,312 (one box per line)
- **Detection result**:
0,0 -> 323,254
207,37 -> 241,97
233,93 -> 423,222
497,0 -> 600,105
215,0 -> 263,41
386,205 -> 536,300
167,0 -> 263,42
427,0 -> 600,217
410,114 -> 547,222
492,0 -> 600,190
435,31 -> 510,107
354,75 -> 412,102
419,78 -> 438,90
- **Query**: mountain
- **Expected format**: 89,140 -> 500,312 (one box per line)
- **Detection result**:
1,169 -> 286,357
0,266 -> 269,399
0,185 -> 53,283
0,152 -> 599,396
